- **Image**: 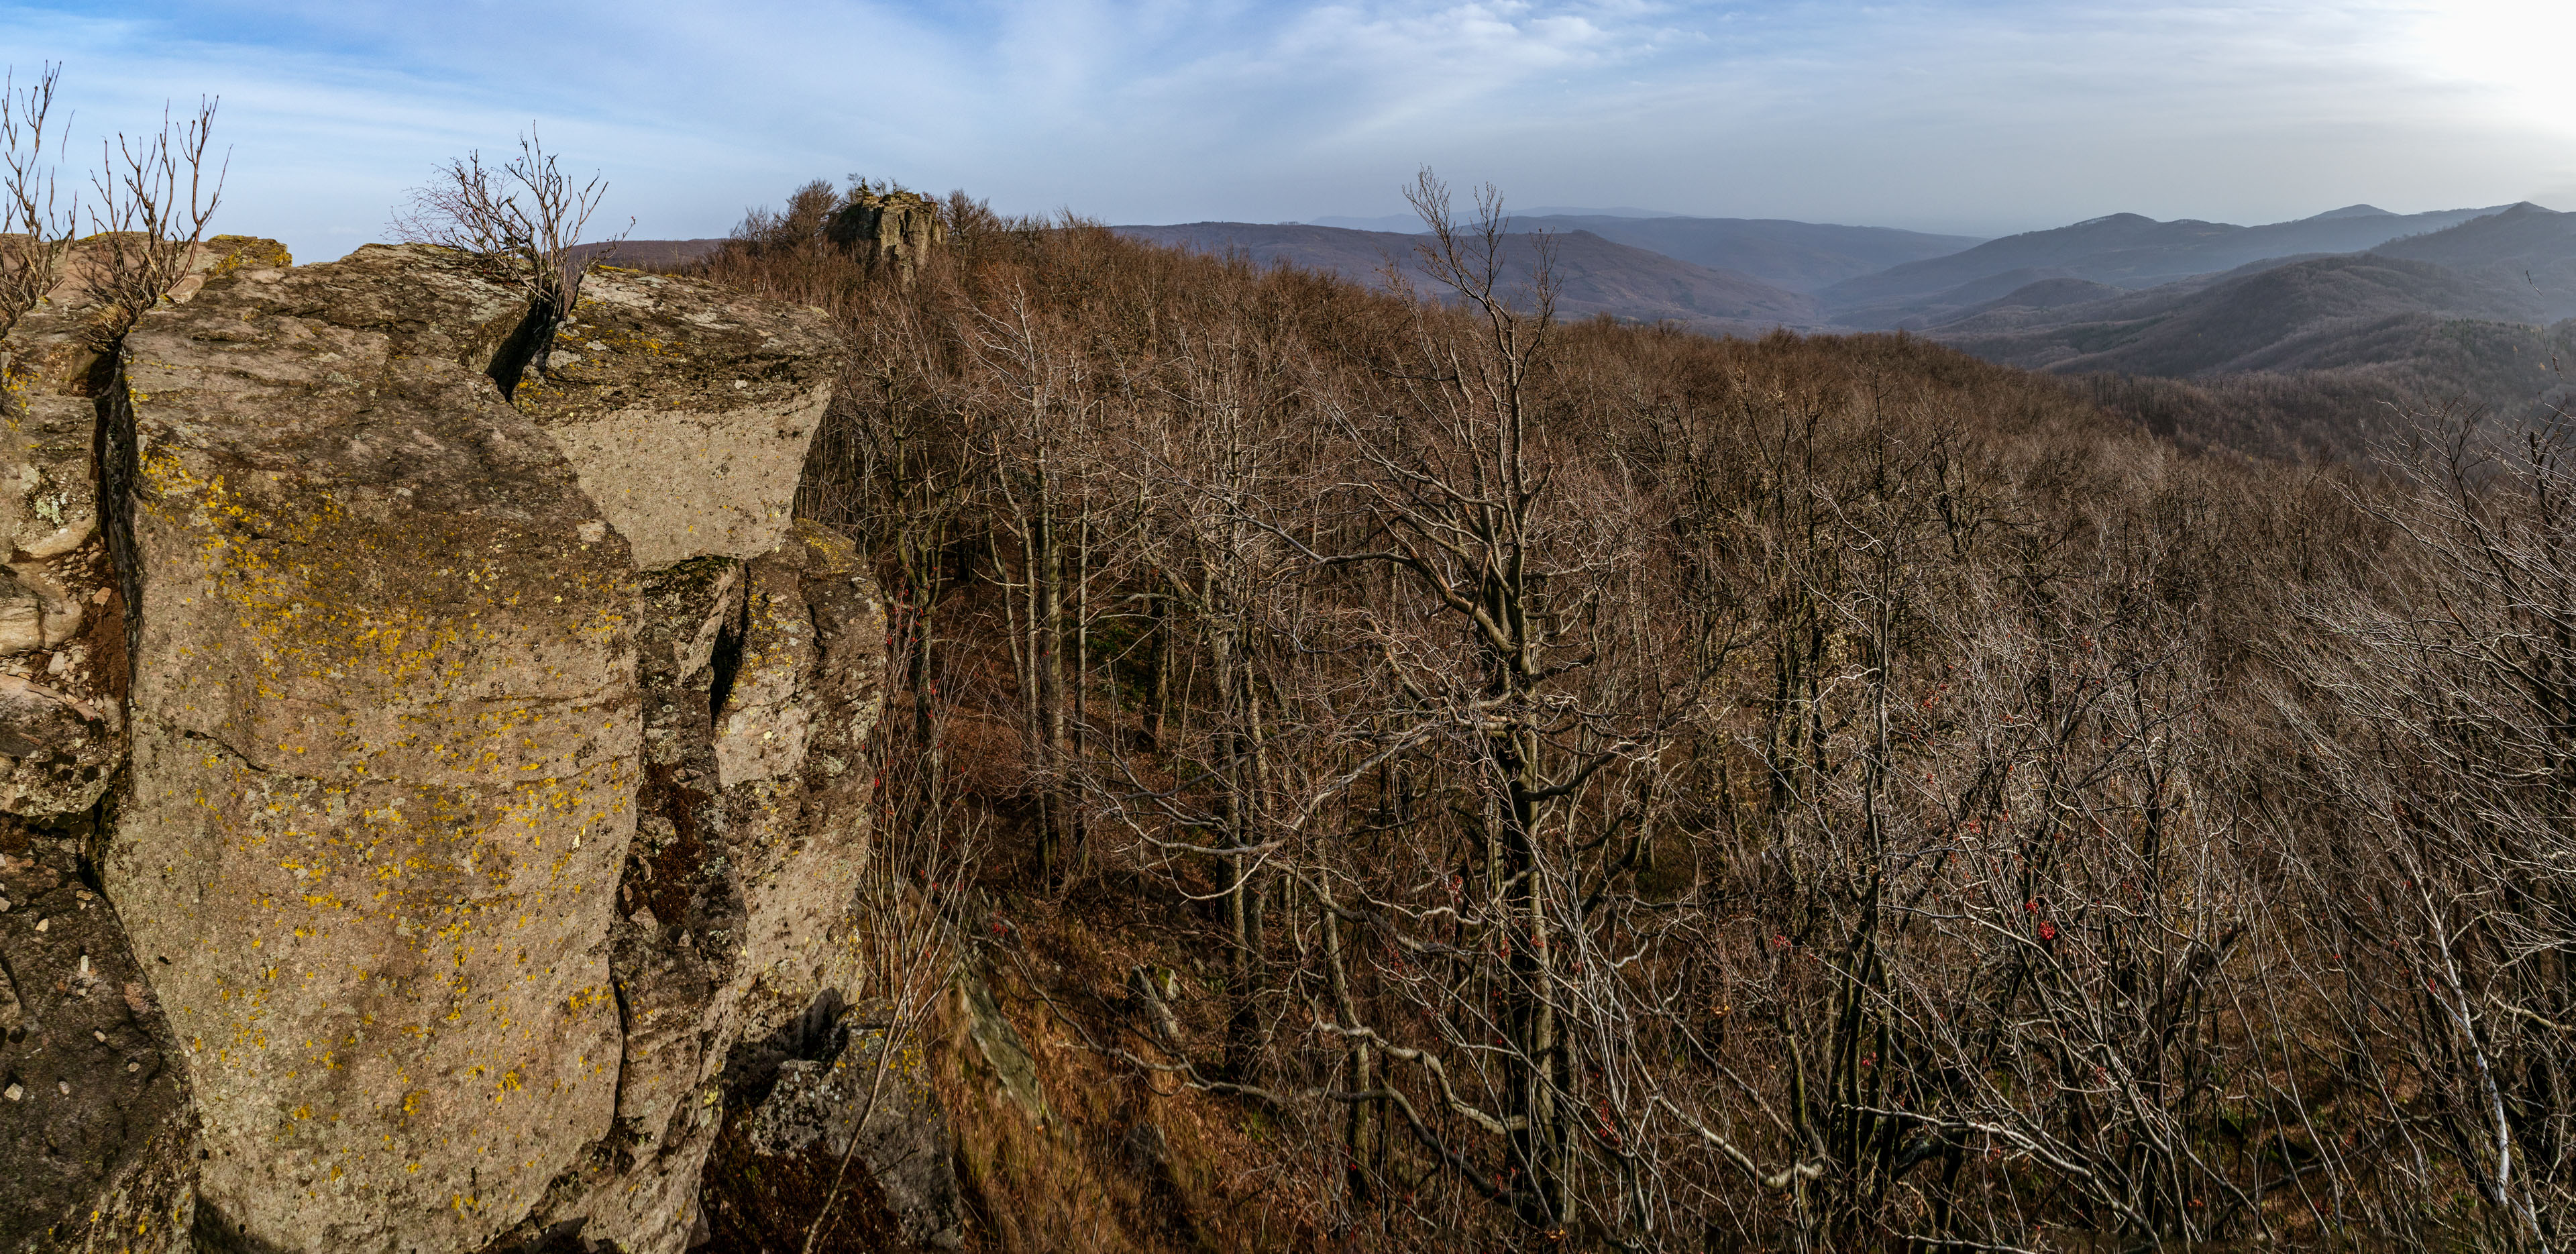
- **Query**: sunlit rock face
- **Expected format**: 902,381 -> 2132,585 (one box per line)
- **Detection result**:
516,267 -> 836,570
108,244 -> 646,1249
1,235 -> 294,1254
0,238 -> 881,1253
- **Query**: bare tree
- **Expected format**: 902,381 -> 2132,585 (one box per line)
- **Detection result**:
1115,170 -> 1695,1243
0,63 -> 72,332
2275,409 -> 2576,1250
83,95 -> 226,344
392,128 -> 624,394
963,283 -> 1089,881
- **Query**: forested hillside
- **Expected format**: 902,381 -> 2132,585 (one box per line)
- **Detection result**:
1819,203 -> 2507,308
684,175 -> 2576,1252
1493,215 -> 1980,292
1102,202 -> 2576,450
1113,220 -> 1827,333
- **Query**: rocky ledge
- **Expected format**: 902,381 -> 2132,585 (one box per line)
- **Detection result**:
0,241 -> 918,1253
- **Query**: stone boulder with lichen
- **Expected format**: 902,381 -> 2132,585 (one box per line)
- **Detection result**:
1,234 -> 291,1254
0,239 -> 896,1254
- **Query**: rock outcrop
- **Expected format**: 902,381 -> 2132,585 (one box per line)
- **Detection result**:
0,236 -> 292,1254
0,240 -> 892,1252
826,191 -> 944,285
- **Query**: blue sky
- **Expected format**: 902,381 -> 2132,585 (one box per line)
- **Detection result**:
5,1 -> 2569,262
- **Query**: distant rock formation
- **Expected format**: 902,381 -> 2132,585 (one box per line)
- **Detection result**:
827,190 -> 945,284
0,239 -> 902,1252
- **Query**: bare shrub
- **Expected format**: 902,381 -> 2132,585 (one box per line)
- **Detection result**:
392,129 -> 623,392
0,62 -> 71,331
1,68 -> 227,344
83,95 -> 226,344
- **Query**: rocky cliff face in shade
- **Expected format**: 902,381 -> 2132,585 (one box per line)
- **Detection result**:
492,523 -> 884,1254
0,240 -> 890,1253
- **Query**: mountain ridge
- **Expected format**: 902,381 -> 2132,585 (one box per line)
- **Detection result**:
1821,203 -> 2517,311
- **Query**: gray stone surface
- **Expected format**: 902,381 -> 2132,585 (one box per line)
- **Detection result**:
520,520 -> 885,1254
515,268 -> 838,570
0,236 -> 290,1251
93,242 -> 869,1252
0,236 -> 888,1253
109,243 -> 639,1251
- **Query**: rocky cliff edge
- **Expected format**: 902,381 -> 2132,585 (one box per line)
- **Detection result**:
0,240 -> 894,1253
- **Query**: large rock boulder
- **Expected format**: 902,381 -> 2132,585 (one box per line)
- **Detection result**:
109,243 -> 651,1250
0,236 -> 289,1254
825,191 -> 944,285
0,240 -> 888,1253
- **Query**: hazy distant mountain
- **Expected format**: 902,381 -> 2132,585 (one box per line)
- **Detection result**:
1915,252 -> 2574,445
1297,213 -> 1978,291
2373,203 -> 2576,319
1937,252 -> 2546,374
1835,253 -> 2343,331
1930,276 -> 2131,329
2377,202 -> 2576,266
1913,203 -> 2576,393
1822,205 -> 2512,311
1307,205 -> 1684,232
1115,221 -> 1826,331
1501,216 -> 1981,293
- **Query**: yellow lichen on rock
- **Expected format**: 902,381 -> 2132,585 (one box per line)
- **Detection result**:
5,236 -> 876,1253
106,245 -> 646,1250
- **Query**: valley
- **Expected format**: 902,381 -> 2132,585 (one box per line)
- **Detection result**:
1103,200 -> 2576,457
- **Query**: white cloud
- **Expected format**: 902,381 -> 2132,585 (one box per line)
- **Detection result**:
0,0 -> 2565,256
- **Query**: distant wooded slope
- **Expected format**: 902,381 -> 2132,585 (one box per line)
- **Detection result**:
1114,221 -> 1827,333
1928,250 -> 2576,447
1819,204 -> 2505,311
633,200 -> 2576,461
1501,215 -> 1981,292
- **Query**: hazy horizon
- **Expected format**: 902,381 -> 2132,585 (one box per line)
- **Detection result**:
5,1 -> 2569,264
